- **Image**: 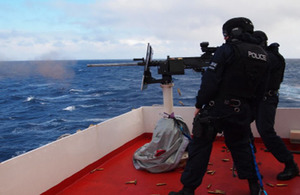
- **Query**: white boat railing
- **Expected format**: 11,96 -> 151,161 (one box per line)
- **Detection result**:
0,107 -> 299,195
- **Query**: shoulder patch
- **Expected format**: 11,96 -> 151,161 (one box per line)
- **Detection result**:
208,62 -> 217,70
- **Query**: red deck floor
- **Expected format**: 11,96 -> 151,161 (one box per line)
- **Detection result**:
53,136 -> 299,195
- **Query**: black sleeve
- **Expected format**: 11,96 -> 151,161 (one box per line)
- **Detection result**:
277,53 -> 286,84
267,43 -> 286,89
195,44 -> 233,108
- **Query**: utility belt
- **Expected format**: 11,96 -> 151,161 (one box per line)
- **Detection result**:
193,98 -> 243,138
208,98 -> 242,113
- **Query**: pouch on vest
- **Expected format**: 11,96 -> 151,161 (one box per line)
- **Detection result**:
192,110 -> 216,139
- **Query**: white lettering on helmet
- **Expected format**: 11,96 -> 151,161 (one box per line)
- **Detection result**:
248,51 -> 267,61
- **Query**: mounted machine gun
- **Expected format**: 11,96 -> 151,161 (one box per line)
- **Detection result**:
135,42 -> 217,90
88,42 -> 217,113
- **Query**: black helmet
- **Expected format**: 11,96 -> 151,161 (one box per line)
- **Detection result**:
222,17 -> 254,38
253,30 -> 268,46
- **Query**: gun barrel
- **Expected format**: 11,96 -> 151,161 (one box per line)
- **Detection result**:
87,63 -> 138,67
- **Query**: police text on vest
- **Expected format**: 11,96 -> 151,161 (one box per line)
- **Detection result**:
248,51 -> 267,61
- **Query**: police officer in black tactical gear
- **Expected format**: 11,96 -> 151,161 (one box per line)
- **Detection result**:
252,30 -> 299,180
169,17 -> 269,195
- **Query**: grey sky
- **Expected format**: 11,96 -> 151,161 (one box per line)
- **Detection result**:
0,0 -> 299,60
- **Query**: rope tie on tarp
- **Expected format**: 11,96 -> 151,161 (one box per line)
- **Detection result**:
164,112 -> 192,141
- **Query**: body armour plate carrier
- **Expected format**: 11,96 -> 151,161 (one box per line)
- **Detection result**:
219,42 -> 269,98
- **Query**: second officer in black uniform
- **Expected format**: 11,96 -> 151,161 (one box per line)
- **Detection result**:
252,30 -> 299,180
169,17 -> 269,195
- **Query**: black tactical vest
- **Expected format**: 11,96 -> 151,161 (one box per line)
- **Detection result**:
219,41 -> 269,98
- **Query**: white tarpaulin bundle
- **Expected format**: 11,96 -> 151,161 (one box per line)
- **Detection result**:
133,115 -> 190,173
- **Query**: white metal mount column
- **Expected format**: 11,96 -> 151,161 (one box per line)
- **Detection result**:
160,83 -> 174,114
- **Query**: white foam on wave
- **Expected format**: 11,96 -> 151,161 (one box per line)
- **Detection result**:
25,96 -> 35,102
24,96 -> 48,104
28,83 -> 51,88
63,106 -> 76,111
12,150 -> 26,158
74,93 -> 106,101
62,118 -> 107,123
79,104 -> 95,108
70,89 -> 83,92
44,95 -> 70,100
41,118 -> 67,125
83,118 -> 108,122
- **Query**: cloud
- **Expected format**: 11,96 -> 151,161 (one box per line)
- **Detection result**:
47,0 -> 300,58
0,0 -> 300,60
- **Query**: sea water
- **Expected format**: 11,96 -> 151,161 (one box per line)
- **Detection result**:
0,59 -> 299,162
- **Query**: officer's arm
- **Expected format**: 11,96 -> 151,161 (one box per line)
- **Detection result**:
195,44 -> 232,108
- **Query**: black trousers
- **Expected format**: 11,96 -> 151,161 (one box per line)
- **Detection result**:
181,101 -> 257,190
255,95 -> 293,163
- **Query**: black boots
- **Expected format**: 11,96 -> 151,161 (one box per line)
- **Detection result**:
277,160 -> 299,180
248,179 -> 260,195
169,187 -> 195,195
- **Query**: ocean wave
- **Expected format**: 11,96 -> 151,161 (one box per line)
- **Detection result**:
280,84 -> 300,98
11,127 -> 35,135
61,118 -> 108,123
12,150 -> 26,158
63,106 -> 76,111
25,96 -> 35,102
28,83 -> 51,88
82,118 -> 108,122
23,96 -> 48,104
40,118 -> 67,126
44,95 -> 70,100
74,97 -> 99,102
78,104 -> 96,108
73,92 -> 116,101
121,78 -> 139,82
69,89 -> 84,93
